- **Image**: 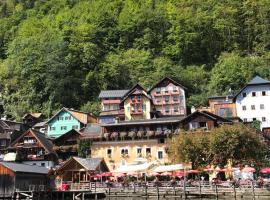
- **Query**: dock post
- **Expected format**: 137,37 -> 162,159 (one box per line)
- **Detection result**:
215,184 -> 218,200
157,185 -> 159,199
233,184 -> 236,200
173,185 -> 176,197
251,181 -> 255,200
199,181 -> 202,199
145,183 -> 148,197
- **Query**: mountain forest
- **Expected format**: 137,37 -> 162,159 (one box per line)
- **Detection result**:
0,0 -> 269,120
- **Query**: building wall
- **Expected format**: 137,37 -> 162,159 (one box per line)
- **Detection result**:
91,139 -> 169,171
124,95 -> 151,120
47,111 -> 81,138
22,160 -> 55,169
0,164 -> 15,196
151,83 -> 186,116
209,99 -> 237,118
236,85 -> 270,129
101,99 -> 121,111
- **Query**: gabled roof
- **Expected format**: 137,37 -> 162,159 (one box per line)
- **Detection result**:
46,107 -> 95,125
23,113 -> 43,119
57,157 -> 109,172
10,129 -> 54,154
53,129 -> 82,145
99,90 -> 129,98
180,111 -> 232,124
148,77 -> 187,93
80,124 -> 102,139
121,84 -> 151,103
234,76 -> 270,99
0,162 -> 49,174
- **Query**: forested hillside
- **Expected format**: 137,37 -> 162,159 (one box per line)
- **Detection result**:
0,0 -> 269,120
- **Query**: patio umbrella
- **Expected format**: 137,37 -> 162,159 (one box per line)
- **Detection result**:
114,173 -> 126,177
161,172 -> 172,176
175,171 -> 188,176
260,168 -> 270,174
127,172 -> 138,176
242,166 -> 256,173
149,172 -> 160,176
101,172 -> 113,177
187,170 -> 200,174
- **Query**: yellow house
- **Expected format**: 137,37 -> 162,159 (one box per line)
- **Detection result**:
90,117 -> 182,171
121,84 -> 152,121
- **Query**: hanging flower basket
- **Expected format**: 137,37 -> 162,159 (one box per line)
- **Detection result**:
137,130 -> 145,138
155,130 -> 163,136
128,131 -> 136,139
104,132 -> 110,140
110,132 -> 119,139
164,129 -> 171,136
120,131 -> 127,139
147,130 -> 155,138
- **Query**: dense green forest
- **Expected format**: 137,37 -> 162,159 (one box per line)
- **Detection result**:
0,0 -> 269,120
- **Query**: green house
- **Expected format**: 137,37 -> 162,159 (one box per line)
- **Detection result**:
47,108 -> 96,138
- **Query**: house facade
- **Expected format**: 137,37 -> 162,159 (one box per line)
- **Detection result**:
149,77 -> 186,116
47,108 -> 97,138
9,129 -> 57,168
235,76 -> 270,129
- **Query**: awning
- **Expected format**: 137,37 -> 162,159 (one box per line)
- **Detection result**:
113,162 -> 155,173
3,152 -> 17,161
153,164 -> 184,172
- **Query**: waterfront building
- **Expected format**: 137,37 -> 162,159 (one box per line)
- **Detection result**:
47,107 -> 96,138
234,76 -> 270,129
149,77 -> 187,116
8,129 -> 57,168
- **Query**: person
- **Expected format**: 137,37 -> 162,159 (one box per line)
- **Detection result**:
257,176 -> 264,188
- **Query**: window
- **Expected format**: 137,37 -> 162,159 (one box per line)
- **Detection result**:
158,151 -> 163,159
131,96 -> 135,101
262,117 -> 266,122
260,104 -> 265,110
121,148 -> 128,155
41,163 -> 45,167
112,104 -> 119,110
173,96 -> 178,102
103,105 -> 109,111
137,96 -> 141,102
242,92 -> 247,97
251,105 -> 255,110
173,86 -> 178,92
165,105 -> 170,113
127,106 -> 130,112
156,87 -> 161,94
121,160 -> 126,166
244,118 -> 247,122
219,108 -> 233,117
262,91 -> 266,96
174,105 -> 179,112
146,148 -> 151,156
158,138 -> 165,144
199,122 -> 207,128
61,126 -> 67,130
107,149 -> 112,157
65,116 -> 68,120
252,92 -> 256,97
164,96 -> 170,103
253,118 -> 256,121
142,104 -> 146,111
59,117 -> 64,120
137,148 -> 142,157
0,140 -> 6,147
164,88 -> 169,93
242,106 -> 246,111
72,125 -> 79,129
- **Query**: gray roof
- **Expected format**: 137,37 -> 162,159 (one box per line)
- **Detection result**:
73,157 -> 104,171
99,90 -> 129,98
101,116 -> 185,127
0,162 -> 49,174
248,76 -> 270,85
33,121 -> 46,127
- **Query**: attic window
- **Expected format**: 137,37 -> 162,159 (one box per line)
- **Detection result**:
252,92 -> 256,97
262,91 -> 266,96
242,92 -> 247,97
156,88 -> 161,94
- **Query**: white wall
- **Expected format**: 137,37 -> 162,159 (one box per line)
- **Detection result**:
235,85 -> 270,129
22,160 -> 55,169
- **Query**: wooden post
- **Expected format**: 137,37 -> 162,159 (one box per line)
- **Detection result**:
215,184 -> 218,200
62,191 -> 64,200
183,179 -> 186,200
82,193 -> 85,200
157,185 -> 160,199
145,183 -> 148,197
199,180 -> 202,199
233,184 -> 236,200
173,185 -> 176,197
251,181 -> 255,200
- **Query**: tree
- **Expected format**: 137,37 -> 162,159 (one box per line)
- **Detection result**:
78,139 -> 91,158
168,124 -> 268,168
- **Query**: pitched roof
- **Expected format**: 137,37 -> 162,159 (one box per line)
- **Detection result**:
99,90 -> 129,98
33,121 -> 46,127
120,84 -> 151,103
53,129 -> 82,144
57,157 -> 109,172
10,129 -> 54,154
148,77 -> 187,93
101,116 -> 185,127
234,76 -> 270,100
23,113 -> 43,119
47,107 -> 95,125
180,111 -> 232,124
80,124 -> 102,139
248,76 -> 270,85
0,162 -> 49,174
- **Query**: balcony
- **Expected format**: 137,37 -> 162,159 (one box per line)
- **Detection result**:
102,99 -> 121,104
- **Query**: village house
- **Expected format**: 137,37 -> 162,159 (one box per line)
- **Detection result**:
23,113 -> 44,128
234,76 -> 270,130
8,129 -> 57,168
0,162 -> 49,197
55,157 -> 109,186
47,107 -> 97,138
149,77 -> 187,116
98,90 -> 129,124
0,120 -> 27,154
